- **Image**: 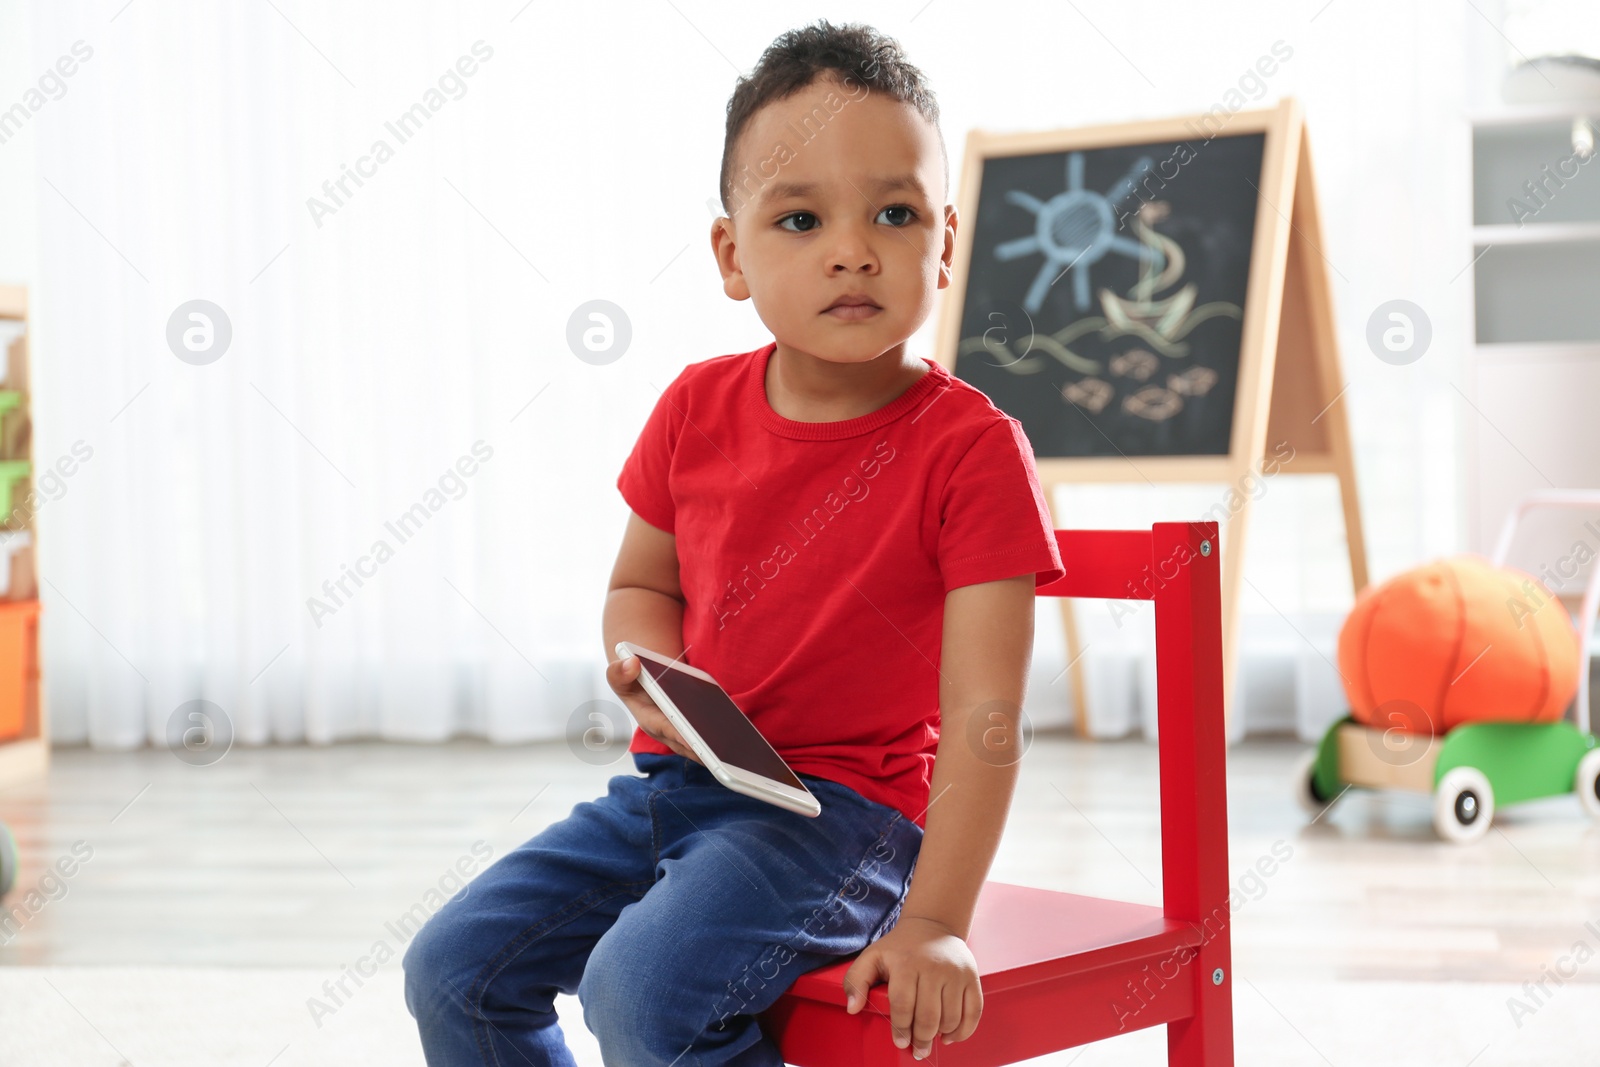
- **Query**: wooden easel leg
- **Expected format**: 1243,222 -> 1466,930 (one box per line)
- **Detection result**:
1336,458 -> 1369,596
1218,491 -> 1254,739
1059,598 -> 1091,739
1289,123 -> 1369,597
1042,484 -> 1093,738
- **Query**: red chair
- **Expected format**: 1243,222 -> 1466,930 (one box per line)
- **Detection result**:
761,522 -> 1235,1065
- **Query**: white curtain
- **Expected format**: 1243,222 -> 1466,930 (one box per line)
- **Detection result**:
29,1 -> 708,747
20,0 -> 1482,750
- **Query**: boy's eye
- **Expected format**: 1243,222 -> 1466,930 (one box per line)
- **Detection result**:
778,212 -> 819,233
776,206 -> 919,232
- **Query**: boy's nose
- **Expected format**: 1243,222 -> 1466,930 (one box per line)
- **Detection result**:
827,224 -> 879,273
829,247 -> 879,273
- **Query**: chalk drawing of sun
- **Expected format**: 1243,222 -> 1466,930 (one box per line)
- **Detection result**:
995,151 -> 1165,314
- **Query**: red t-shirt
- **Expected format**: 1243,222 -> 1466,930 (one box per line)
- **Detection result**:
615,339 -> 1064,829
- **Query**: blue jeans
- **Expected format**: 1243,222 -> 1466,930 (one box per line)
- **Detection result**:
402,750 -> 924,1066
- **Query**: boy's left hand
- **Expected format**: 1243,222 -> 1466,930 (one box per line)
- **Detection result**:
841,915 -> 983,1059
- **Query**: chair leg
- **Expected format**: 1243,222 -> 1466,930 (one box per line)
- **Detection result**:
1166,986 -> 1234,1066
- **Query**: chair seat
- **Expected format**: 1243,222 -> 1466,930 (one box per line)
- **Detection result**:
764,880 -> 1207,1065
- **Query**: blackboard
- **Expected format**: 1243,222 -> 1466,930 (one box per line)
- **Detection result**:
935,101 -> 1371,739
952,132 -> 1265,458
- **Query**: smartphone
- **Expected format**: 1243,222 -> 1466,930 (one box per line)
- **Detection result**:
614,641 -> 821,818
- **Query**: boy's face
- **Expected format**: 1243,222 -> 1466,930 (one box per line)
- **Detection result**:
711,75 -> 956,365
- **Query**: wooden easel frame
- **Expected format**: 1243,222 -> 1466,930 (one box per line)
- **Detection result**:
933,97 -> 1368,734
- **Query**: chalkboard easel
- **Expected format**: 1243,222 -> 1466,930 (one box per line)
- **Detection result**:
934,97 -> 1368,735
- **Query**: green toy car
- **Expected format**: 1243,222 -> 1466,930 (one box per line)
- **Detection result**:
1295,715 -> 1600,844
1296,492 -> 1600,844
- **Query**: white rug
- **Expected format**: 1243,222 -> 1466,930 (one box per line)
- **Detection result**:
0,968 -> 1594,1065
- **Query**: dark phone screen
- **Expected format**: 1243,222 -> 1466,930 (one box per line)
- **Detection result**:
637,658 -> 805,790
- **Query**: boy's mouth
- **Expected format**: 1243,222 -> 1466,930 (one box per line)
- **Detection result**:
823,293 -> 883,321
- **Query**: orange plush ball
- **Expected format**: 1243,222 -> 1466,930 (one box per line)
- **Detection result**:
1336,555 -> 1581,735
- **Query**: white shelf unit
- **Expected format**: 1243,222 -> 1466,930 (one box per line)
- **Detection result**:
0,284 -> 43,788
1465,106 -> 1600,560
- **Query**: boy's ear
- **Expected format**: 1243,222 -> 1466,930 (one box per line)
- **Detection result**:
710,216 -> 751,301
937,204 -> 958,291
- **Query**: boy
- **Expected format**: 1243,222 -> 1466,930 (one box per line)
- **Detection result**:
403,20 -> 1064,1066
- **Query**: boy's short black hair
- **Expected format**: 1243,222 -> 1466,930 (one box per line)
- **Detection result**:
720,20 -> 947,216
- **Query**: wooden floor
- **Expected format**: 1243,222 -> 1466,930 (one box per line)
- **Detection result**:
1,733 -> 1597,1062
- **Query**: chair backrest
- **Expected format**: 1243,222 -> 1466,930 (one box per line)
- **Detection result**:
1036,522 -> 1230,934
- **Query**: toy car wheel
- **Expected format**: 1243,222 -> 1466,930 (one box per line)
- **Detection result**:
1292,750 -> 1336,819
1433,767 -> 1495,844
0,821 -> 16,898
1576,750 -> 1600,821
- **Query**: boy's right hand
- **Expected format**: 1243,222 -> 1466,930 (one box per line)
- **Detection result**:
607,652 -> 703,765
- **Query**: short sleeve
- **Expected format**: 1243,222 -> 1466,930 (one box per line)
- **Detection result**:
937,418 -> 1065,593
616,375 -> 685,534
